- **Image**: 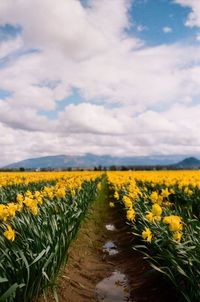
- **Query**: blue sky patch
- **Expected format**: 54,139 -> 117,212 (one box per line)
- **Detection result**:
0,89 -> 12,100
38,88 -> 86,120
0,24 -> 21,41
128,0 -> 197,46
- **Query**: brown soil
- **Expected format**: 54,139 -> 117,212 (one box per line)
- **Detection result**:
39,188 -> 181,302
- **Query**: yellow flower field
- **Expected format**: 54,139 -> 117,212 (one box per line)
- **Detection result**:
0,170 -> 199,301
107,170 -> 200,302
0,171 -> 103,301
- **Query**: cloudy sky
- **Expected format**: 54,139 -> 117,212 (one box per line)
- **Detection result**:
0,0 -> 200,165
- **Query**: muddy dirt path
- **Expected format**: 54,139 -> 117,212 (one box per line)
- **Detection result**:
40,184 -> 181,302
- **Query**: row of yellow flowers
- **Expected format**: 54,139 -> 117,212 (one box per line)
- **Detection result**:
0,171 -> 104,187
0,172 -> 102,242
107,171 -> 200,302
0,171 -> 103,302
0,171 -> 71,187
107,170 -> 200,243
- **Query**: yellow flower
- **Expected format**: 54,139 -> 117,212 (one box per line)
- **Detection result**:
123,196 -> 132,208
29,206 -> 38,216
145,212 -> 154,222
157,195 -> 163,205
161,188 -> 170,198
56,187 -> 66,199
36,196 -> 43,205
24,197 -> 34,208
153,215 -> 161,222
26,190 -> 33,199
47,191 -> 54,199
188,189 -> 193,196
43,187 -> 54,199
16,194 -> 24,203
173,231 -> 182,242
169,219 -> 182,232
71,189 -> 76,197
184,187 -> 193,196
151,204 -> 162,216
34,191 -> 41,198
7,203 -> 18,218
126,208 -> 135,221
4,225 -> 15,241
163,216 -> 171,224
114,191 -> 119,200
163,215 -> 183,232
142,227 -> 152,243
97,183 -> 102,191
0,204 -> 8,222
24,198 -> 39,216
150,191 -> 163,204
163,201 -> 172,207
109,202 -> 115,208
16,202 -> 23,212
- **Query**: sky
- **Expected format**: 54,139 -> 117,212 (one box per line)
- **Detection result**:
0,0 -> 200,165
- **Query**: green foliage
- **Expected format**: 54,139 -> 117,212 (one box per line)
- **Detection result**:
0,177 -> 102,301
108,178 -> 200,302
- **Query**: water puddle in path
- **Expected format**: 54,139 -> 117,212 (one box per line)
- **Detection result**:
105,224 -> 116,231
103,241 -> 118,255
94,270 -> 130,301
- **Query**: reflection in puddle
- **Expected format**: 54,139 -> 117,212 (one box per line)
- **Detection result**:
105,224 -> 116,231
103,241 -> 118,255
94,271 -> 130,301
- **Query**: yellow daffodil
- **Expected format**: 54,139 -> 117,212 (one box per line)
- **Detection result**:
142,227 -> 152,243
151,204 -> 162,216
173,231 -> 182,242
114,191 -> 119,200
161,188 -> 170,198
16,194 -> 24,203
123,196 -> 132,208
126,208 -> 135,221
145,212 -> 154,222
150,191 -> 159,203
163,215 -> 183,232
4,225 -> 15,241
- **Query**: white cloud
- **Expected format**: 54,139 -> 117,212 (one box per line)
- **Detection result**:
163,26 -> 173,33
136,24 -> 148,32
175,1 -> 200,28
0,0 -> 135,60
0,36 -> 23,59
0,0 -> 199,164
58,103 -> 125,135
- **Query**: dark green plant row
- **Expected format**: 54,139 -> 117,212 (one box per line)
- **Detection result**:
0,176 -> 102,302
108,182 -> 200,302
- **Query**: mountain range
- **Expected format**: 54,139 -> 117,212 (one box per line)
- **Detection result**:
2,154 -> 200,169
171,157 -> 200,169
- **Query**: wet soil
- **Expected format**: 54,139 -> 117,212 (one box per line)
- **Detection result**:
39,186 -> 181,302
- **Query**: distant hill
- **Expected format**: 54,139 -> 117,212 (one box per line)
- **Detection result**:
172,157 -> 200,169
2,153 -> 199,169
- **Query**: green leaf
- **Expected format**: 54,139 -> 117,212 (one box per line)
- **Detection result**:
52,287 -> 59,302
0,283 -> 18,301
0,277 -> 8,284
30,248 -> 48,266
